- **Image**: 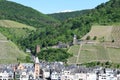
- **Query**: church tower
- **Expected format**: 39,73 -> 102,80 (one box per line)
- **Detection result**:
34,57 -> 40,79
73,35 -> 77,45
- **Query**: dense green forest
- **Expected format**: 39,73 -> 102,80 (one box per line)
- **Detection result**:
37,49 -> 72,62
0,0 -> 120,61
48,10 -> 90,21
0,0 -> 60,28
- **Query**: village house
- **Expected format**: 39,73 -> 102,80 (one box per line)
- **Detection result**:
98,68 -> 117,80
51,71 -> 61,80
74,73 -> 87,80
0,69 -> 14,80
61,70 -> 74,80
86,73 -> 97,80
42,68 -> 50,79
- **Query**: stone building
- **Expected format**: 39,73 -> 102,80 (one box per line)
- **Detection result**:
73,35 -> 78,45
36,45 -> 41,53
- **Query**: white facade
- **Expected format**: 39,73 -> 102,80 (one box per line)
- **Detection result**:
86,73 -> 97,80
0,72 -> 9,80
61,74 -> 74,80
74,73 -> 87,80
43,71 -> 50,78
61,70 -> 71,80
51,71 -> 60,80
117,74 -> 120,80
99,73 -> 117,80
0,71 -> 13,80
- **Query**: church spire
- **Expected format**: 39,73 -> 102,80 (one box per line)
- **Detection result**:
35,57 -> 39,64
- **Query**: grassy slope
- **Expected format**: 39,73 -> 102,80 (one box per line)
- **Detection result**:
68,25 -> 120,64
0,20 -> 36,30
67,45 -> 80,64
0,20 -> 36,43
0,20 -> 36,64
0,33 -> 27,64
68,43 -> 120,64
82,25 -> 113,41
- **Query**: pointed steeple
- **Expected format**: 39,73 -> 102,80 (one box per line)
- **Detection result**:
34,57 -> 40,79
35,57 -> 39,64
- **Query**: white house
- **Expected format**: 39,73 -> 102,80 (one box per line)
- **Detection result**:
0,72 -> 9,80
99,73 -> 117,80
86,73 -> 97,80
74,73 -> 87,80
61,70 -> 74,80
51,71 -> 60,80
0,70 -> 13,80
43,69 -> 50,79
117,74 -> 120,80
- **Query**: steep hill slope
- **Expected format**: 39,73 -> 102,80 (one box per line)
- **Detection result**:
82,25 -> 113,41
68,25 -> 120,64
0,20 -> 33,63
0,20 -> 36,51
0,33 -> 27,64
0,0 -> 59,28
68,43 -> 120,64
82,25 -> 120,48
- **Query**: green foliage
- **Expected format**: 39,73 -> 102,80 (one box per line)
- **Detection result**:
112,39 -> 114,43
25,56 -> 32,63
0,32 -> 27,64
86,36 -> 91,40
0,27 -> 33,50
81,61 -> 120,68
93,36 -> 97,40
17,56 -> 32,63
99,36 -> 105,42
0,0 -> 6,1
37,49 -> 72,62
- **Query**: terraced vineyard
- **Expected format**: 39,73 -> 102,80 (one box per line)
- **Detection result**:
68,43 -> 120,64
0,33 -> 27,64
78,44 -> 98,64
82,25 -> 113,41
111,26 -> 120,47
68,25 -> 120,64
67,45 -> 80,64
